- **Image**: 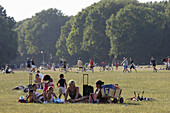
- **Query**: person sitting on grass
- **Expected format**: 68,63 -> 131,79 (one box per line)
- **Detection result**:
37,70 -> 43,80
32,84 -> 43,101
65,80 -> 88,103
42,75 -> 54,103
26,89 -> 42,103
34,74 -> 41,89
46,87 -> 57,103
2,65 -> 14,74
89,80 -> 104,103
57,74 -> 67,99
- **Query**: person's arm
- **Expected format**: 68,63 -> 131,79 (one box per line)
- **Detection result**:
64,80 -> 67,89
26,95 -> 30,102
121,60 -> 124,65
53,93 -> 57,98
65,87 -> 69,102
75,87 -> 79,99
97,89 -> 102,99
57,81 -> 59,88
38,78 -> 41,83
37,94 -> 43,98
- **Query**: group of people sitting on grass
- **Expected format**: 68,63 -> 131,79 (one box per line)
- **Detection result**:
23,73 -> 117,104
2,65 -> 14,74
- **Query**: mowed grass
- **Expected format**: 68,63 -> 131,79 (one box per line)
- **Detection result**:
0,67 -> 170,113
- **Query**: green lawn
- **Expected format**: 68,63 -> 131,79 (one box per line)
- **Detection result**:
0,67 -> 170,113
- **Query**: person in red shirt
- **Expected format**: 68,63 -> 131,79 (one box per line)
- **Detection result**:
102,61 -> 106,71
90,59 -> 94,73
115,61 -> 119,70
163,56 -> 169,70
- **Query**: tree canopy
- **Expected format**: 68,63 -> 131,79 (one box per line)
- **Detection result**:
12,0 -> 170,65
15,8 -> 69,64
0,5 -> 18,65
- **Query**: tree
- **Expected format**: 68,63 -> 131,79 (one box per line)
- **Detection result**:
15,8 -> 69,64
0,5 -> 18,65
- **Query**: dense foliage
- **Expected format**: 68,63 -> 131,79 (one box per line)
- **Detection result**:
0,6 -> 18,65
13,0 -> 170,65
106,0 -> 170,64
15,8 -> 69,64
56,0 -> 170,65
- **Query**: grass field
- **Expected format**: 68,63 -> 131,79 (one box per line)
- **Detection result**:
0,67 -> 170,113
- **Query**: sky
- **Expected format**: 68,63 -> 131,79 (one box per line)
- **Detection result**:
0,0 -> 163,21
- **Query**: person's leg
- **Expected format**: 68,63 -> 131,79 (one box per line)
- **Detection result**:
123,66 -> 125,72
43,92 -> 47,103
130,67 -> 132,72
59,94 -> 62,99
127,67 -> 130,73
154,66 -> 157,72
125,67 -> 127,73
74,96 -> 89,103
123,68 -> 125,72
91,67 -> 94,73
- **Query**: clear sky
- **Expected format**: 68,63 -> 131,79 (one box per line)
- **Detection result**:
0,0 -> 162,21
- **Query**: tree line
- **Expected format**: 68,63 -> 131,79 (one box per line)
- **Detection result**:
0,0 -> 170,66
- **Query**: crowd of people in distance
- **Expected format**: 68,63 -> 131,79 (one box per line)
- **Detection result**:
2,55 -> 170,75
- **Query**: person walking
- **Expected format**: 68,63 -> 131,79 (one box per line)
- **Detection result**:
150,57 -> 157,72
121,57 -> 130,73
90,59 -> 94,73
77,58 -> 83,73
129,58 -> 137,73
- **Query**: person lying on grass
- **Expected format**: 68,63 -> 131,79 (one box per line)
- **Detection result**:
26,89 -> 42,103
65,80 -> 88,103
46,87 -> 57,103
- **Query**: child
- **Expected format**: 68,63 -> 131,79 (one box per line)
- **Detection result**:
32,84 -> 43,101
26,89 -> 42,103
57,74 -> 67,99
46,87 -> 57,103
42,75 -> 54,103
34,74 -> 41,89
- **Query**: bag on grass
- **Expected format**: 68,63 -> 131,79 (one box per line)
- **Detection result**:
101,84 -> 115,97
54,98 -> 64,103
